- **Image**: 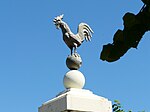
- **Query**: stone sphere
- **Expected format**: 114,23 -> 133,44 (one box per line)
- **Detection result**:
63,70 -> 85,89
66,53 -> 82,70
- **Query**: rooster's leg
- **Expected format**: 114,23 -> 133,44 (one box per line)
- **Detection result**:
74,44 -> 77,53
70,48 -> 73,56
73,43 -> 78,57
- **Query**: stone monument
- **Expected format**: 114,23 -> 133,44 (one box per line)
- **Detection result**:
38,15 -> 112,112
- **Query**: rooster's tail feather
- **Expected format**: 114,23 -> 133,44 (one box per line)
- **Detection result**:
77,23 -> 94,42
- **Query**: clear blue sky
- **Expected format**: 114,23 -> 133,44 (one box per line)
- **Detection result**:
0,0 -> 149,112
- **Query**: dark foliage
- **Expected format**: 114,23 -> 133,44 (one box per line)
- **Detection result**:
112,100 -> 125,112
100,0 -> 150,62
112,100 -> 145,112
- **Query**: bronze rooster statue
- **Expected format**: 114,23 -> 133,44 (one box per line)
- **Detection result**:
53,14 -> 94,55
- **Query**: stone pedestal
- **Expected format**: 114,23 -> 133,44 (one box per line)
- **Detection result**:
39,48 -> 112,112
38,88 -> 112,112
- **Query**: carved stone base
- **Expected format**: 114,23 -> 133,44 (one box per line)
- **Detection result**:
38,88 -> 112,112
